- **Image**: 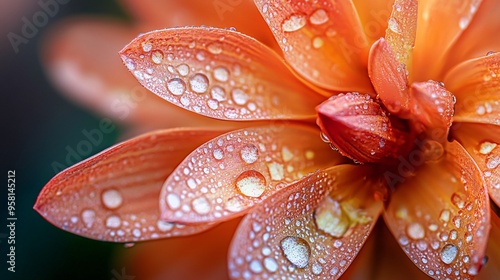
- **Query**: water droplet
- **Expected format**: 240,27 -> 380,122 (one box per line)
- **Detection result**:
196,51 -> 206,61
282,14 -> 307,32
440,244 -> 458,264
167,78 -> 186,96
486,156 -> 500,169
240,144 -> 259,164
189,73 -> 209,93
312,37 -> 324,49
81,209 -> 96,228
225,196 -> 245,212
249,259 -> 263,273
132,228 -> 141,237
207,42 -> 223,54
207,99 -> 219,110
166,193 -> 181,210
314,196 -> 350,238
101,189 -> 123,209
312,262 -> 323,274
213,148 -> 224,160
266,162 -> 284,181
157,220 -> 174,232
309,9 -> 329,25
263,257 -> 278,273
388,17 -> 401,33
231,88 -> 249,105
176,64 -> 190,76
211,86 -> 226,101
235,170 -> 266,198
213,66 -> 229,82
451,192 -> 466,209
406,222 -> 425,240
151,50 -> 163,64
479,141 -> 497,155
440,209 -> 451,222
106,215 -> 121,228
422,140 -> 444,161
280,236 -> 310,268
192,196 -> 211,214
141,41 -> 152,52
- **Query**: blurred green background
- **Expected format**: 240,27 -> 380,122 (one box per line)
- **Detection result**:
1,1 -> 128,279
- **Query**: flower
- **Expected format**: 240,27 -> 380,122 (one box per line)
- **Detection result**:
36,0 -> 500,279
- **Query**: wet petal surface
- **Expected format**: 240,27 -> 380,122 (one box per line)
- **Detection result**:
384,141 -> 490,278
228,165 -> 383,279
120,27 -> 325,121
34,129 -> 227,242
160,125 -> 344,224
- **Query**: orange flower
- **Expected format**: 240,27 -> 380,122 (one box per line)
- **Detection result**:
36,0 -> 500,279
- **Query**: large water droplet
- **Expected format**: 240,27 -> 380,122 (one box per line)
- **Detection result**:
309,9 -> 329,25
189,73 -> 209,93
235,170 -> 266,198
101,189 -> 123,210
440,244 -> 458,264
157,220 -> 174,232
406,222 -> 425,240
151,50 -> 163,64
207,42 -> 223,54
451,192 -> 466,209
81,209 -> 96,228
263,257 -> 278,273
167,78 -> 186,96
166,193 -> 181,210
280,236 -> 310,268
176,64 -> 190,76
282,14 -> 307,32
211,86 -> 226,101
213,66 -> 229,82
231,88 -> 249,105
249,259 -> 263,273
106,215 -> 121,228
225,196 -> 245,212
314,196 -> 350,238
479,141 -> 497,155
141,41 -> 152,52
240,144 -> 259,164
192,196 -> 211,214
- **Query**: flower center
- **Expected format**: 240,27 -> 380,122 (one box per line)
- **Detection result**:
316,80 -> 456,165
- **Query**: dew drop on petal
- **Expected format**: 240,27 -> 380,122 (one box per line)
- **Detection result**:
156,220 -> 174,232
231,88 -> 249,105
213,66 -> 229,82
309,9 -> 329,25
263,257 -> 278,273
225,196 -> 245,212
211,86 -> 226,101
451,192 -> 466,209
151,50 -> 163,64
105,215 -> 121,228
406,222 -> 425,240
235,170 -> 267,198
81,209 -> 96,228
314,196 -> 350,238
312,37 -> 324,49
101,189 -> 123,209
240,144 -> 259,164
282,14 -> 307,32
166,193 -> 181,210
141,41 -> 152,52
176,64 -> 190,76
207,42 -> 223,54
167,78 -> 186,96
479,141 -> 497,155
280,236 -> 310,268
189,73 -> 209,93
440,244 -> 458,264
192,196 -> 211,214
249,259 -> 263,273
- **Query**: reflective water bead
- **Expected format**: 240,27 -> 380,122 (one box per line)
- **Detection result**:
240,144 -> 259,164
280,236 -> 311,268
189,73 -> 209,93
167,78 -> 186,96
309,9 -> 329,25
235,170 -> 267,198
282,14 -> 307,32
440,244 -> 458,264
101,189 -> 123,209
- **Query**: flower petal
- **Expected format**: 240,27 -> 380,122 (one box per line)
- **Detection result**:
413,0 -> 483,81
228,165 -> 383,279
351,0 -> 392,43
384,0 -> 418,81
34,129 -> 227,242
160,124 -> 344,224
368,38 -> 410,116
478,211 -> 500,279
120,27 -> 325,121
254,0 -> 373,92
120,218 -> 241,280
384,140 -> 490,278
444,52 -> 500,125
452,123 -> 500,207
42,17 -> 226,129
442,0 -> 500,74
121,0 -> 279,51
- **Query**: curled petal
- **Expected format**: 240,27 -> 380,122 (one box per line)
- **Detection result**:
120,27 -> 325,121
34,129 -> 227,242
368,38 -> 410,116
384,141 -> 490,278
160,124 -> 344,224
413,0 -> 483,80
445,52 -> 500,125
317,92 -> 410,163
228,165 -> 383,279
409,81 -> 455,141
452,123 -> 500,207
254,0 -> 373,92
385,0 -> 418,80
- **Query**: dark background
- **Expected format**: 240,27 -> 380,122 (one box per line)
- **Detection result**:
1,1 -> 128,279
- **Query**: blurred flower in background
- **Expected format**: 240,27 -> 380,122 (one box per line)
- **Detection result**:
31,0 -> 500,279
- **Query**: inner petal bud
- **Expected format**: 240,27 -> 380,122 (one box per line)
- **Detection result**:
316,93 -> 410,163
